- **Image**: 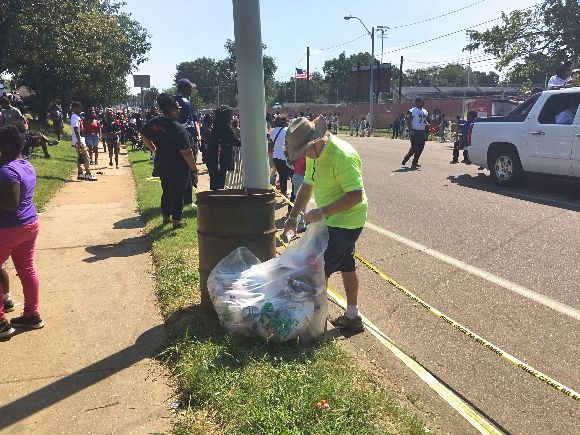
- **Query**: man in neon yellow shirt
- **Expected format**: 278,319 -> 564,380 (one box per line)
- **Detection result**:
284,116 -> 368,333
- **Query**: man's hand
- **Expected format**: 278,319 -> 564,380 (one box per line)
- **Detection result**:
283,216 -> 298,240
304,208 -> 324,224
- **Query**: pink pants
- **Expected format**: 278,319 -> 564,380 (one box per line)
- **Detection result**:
0,221 -> 40,319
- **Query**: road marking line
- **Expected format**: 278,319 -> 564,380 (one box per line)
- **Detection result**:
327,288 -> 503,435
365,221 -> 580,322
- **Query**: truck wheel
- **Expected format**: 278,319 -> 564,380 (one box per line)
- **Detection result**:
490,148 -> 523,186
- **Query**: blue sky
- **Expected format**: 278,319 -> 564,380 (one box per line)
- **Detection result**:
123,0 -> 539,94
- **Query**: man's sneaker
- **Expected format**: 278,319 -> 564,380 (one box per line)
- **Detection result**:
10,314 -> 44,329
85,174 -> 98,181
450,160 -> 458,164
3,298 -> 15,313
330,314 -> 364,333
77,173 -> 85,181
401,158 -> 408,166
0,319 -> 15,338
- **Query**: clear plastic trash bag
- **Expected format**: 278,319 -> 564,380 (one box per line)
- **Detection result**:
208,221 -> 329,342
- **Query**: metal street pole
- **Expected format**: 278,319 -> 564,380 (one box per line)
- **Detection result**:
344,16 -> 375,133
370,27 -> 374,133
463,29 -> 476,118
232,0 -> 269,189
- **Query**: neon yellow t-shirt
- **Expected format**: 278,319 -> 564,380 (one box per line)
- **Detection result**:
304,135 -> 368,229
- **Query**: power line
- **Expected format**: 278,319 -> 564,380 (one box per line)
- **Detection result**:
384,17 -> 502,54
316,33 -> 367,51
385,2 -> 542,55
389,0 -> 486,29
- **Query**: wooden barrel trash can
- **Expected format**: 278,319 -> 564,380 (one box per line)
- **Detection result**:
197,189 -> 276,312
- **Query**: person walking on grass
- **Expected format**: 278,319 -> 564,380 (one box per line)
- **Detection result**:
70,102 -> 97,181
401,98 -> 429,169
283,116 -> 368,333
141,94 -> 198,229
0,125 -> 44,338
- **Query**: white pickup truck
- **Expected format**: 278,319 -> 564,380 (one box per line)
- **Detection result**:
469,87 -> 580,186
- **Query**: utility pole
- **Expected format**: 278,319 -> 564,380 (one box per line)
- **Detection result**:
232,0 -> 269,189
463,29 -> 475,117
344,16 -> 377,133
370,27 -> 374,132
398,56 -> 403,102
306,46 -> 310,104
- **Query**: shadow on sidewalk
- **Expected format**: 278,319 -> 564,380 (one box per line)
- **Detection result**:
83,236 -> 150,263
113,216 -> 145,230
0,325 -> 165,430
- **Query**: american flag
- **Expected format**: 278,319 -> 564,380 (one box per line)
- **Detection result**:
295,68 -> 311,80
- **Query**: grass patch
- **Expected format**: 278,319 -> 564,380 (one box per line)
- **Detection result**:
26,120 -> 76,211
128,149 -> 428,435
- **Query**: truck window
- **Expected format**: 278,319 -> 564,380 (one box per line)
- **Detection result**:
538,93 -> 580,125
505,93 -> 541,121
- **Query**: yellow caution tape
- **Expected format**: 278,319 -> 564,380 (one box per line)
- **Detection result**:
272,186 -> 580,402
145,176 -> 161,182
275,232 -> 502,434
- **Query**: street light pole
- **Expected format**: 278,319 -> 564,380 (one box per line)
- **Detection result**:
376,26 -> 389,105
463,29 -> 476,117
466,29 -> 475,88
344,16 -> 375,133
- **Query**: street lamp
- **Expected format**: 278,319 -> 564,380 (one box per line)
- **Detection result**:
345,15 -> 375,133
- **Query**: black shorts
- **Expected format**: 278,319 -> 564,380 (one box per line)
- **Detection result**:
324,226 -> 363,277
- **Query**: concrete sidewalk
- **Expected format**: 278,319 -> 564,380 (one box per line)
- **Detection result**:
0,150 -> 174,434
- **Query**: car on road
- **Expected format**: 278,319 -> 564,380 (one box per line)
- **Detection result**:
469,87 -> 580,186
272,102 -> 282,109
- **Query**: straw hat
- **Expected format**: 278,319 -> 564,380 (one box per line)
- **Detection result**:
285,116 -> 327,162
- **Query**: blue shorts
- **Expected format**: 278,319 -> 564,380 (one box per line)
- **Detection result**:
85,134 -> 100,148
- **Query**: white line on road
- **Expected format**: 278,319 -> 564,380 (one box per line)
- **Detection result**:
365,221 -> 580,322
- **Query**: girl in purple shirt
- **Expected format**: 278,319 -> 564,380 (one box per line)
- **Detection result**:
0,125 -> 43,338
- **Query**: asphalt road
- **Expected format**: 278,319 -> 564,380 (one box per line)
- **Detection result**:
328,135 -> 580,434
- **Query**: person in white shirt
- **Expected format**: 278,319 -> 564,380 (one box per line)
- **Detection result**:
70,102 -> 97,181
547,62 -> 572,89
402,98 -> 429,168
270,115 -> 293,209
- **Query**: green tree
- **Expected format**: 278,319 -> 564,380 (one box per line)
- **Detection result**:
323,51 -> 374,102
175,57 -> 220,104
0,0 -> 150,120
471,71 -> 500,86
467,0 -> 580,78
